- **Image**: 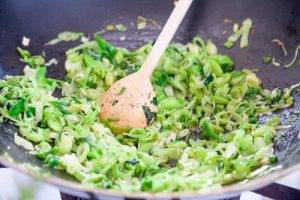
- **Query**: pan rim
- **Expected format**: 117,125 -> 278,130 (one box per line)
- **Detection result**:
0,155 -> 299,199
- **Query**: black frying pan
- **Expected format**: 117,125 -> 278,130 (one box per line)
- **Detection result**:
0,0 -> 300,199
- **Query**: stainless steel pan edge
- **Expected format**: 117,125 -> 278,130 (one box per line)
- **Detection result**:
0,156 -> 300,199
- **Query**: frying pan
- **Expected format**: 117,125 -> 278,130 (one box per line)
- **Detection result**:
0,0 -> 300,199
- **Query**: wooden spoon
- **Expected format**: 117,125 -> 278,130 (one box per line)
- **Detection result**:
100,0 -> 193,133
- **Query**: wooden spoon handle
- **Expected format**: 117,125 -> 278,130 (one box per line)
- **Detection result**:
139,0 -> 193,78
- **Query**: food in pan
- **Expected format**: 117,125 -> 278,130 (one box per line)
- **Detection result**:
0,34 -> 295,192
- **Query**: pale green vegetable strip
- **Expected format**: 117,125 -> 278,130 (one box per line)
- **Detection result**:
224,18 -> 253,48
240,19 -> 253,48
14,133 -> 34,151
206,40 -> 218,55
46,31 -> 84,45
285,45 -> 300,68
115,24 -> 127,32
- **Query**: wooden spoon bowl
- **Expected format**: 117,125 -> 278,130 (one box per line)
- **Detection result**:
99,0 -> 193,133
100,72 -> 157,133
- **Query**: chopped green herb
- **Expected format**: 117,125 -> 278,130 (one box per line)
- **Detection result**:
17,47 -> 45,68
263,55 -> 272,64
204,74 -> 214,85
153,71 -> 169,86
141,179 -> 152,191
46,156 -> 60,167
117,87 -> 127,95
17,47 -> 30,59
95,35 -> 117,61
125,158 -> 139,165
9,98 -> 26,118
25,107 -> 36,117
269,155 -> 278,163
142,106 -> 156,125
50,101 -> 69,114
150,97 -> 158,106
111,99 -> 119,106
201,120 -> 223,141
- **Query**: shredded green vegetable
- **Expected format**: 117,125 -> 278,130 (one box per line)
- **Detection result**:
46,31 -> 84,45
224,18 -> 253,49
285,45 -> 300,68
0,34 -> 294,192
115,24 -> 127,32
